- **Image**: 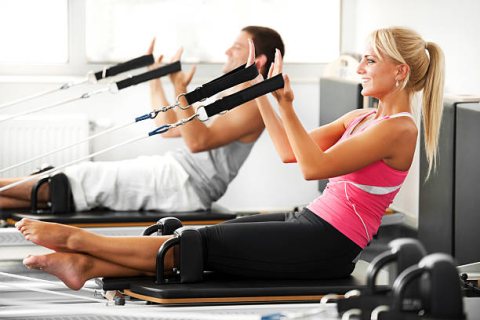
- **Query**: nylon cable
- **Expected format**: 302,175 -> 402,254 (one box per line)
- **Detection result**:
0,87 -> 109,124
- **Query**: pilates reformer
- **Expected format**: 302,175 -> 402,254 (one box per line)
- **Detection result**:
97,218 -> 389,306
0,222 -> 477,319
1,66 -> 284,228
92,218 -> 470,320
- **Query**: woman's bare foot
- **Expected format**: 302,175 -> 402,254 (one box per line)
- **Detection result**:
16,218 -> 82,252
23,252 -> 92,290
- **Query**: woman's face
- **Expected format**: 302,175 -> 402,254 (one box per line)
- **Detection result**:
356,41 -> 400,99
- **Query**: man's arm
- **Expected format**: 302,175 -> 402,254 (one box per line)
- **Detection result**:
147,38 -> 181,137
172,83 -> 264,152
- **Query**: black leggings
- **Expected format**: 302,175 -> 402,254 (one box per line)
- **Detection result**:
198,208 -> 362,279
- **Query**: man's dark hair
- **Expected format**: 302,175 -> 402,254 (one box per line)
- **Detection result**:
242,26 -> 285,79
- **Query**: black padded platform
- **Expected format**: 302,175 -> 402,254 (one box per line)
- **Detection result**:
6,208 -> 237,227
97,261 -> 386,305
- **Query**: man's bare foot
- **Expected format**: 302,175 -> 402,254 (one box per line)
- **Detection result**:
16,218 -> 82,252
23,252 -> 92,290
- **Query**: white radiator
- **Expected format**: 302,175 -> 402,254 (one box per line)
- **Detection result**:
0,114 -> 90,178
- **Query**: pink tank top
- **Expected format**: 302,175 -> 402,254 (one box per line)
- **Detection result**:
307,110 -> 414,248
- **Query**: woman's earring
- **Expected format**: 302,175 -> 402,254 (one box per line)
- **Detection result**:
395,78 -> 399,88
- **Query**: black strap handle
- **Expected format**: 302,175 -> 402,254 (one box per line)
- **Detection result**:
204,74 -> 284,117
93,54 -> 155,80
115,61 -> 181,91
184,63 -> 259,105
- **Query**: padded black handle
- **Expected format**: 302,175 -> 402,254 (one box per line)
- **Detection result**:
115,61 -> 181,91
204,74 -> 284,117
184,63 -> 259,105
93,54 -> 155,80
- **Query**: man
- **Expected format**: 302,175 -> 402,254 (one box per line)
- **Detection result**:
0,26 -> 285,212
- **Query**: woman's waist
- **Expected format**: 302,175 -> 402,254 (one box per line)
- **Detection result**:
312,185 -> 391,219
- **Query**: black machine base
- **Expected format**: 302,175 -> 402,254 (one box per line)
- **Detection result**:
97,261 -> 385,305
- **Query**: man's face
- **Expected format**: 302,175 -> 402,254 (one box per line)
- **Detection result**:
222,31 -> 251,74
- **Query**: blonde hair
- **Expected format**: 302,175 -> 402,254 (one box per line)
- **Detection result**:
369,27 -> 445,179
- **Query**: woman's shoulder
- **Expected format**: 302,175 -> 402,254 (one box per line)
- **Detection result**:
340,108 -> 376,128
385,113 -> 418,139
369,112 -> 418,148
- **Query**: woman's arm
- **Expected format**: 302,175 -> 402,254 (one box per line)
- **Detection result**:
255,94 -> 296,162
248,41 -> 346,163
254,84 -> 349,163
253,44 -> 415,180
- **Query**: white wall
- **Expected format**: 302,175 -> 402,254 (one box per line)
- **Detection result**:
341,0 -> 480,227
342,0 -> 480,96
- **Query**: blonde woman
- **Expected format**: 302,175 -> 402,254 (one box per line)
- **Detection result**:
15,27 -> 444,289
250,25 -> 444,256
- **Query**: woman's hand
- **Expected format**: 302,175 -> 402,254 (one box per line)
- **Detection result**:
168,47 -> 196,90
246,39 -> 264,85
268,49 -> 294,104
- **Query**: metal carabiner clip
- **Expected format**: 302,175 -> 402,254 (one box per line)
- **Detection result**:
195,105 -> 209,122
175,93 -> 191,110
